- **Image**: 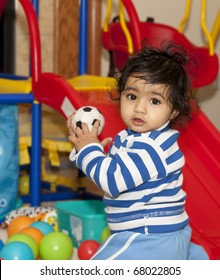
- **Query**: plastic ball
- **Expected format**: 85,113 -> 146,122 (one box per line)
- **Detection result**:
72,106 -> 105,135
41,211 -> 58,231
0,241 -> 34,260
7,215 -> 34,237
0,239 -> 4,250
6,233 -> 38,259
20,227 -> 44,246
30,221 -> 54,235
101,226 -> 111,243
78,240 -> 100,260
39,231 -> 73,260
19,175 -> 30,195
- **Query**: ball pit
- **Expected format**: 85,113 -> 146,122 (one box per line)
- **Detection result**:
6,233 -> 38,259
2,208 -> 80,260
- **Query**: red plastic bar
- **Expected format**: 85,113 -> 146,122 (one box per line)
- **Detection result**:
19,0 -> 41,85
0,0 -> 7,18
121,0 -> 142,50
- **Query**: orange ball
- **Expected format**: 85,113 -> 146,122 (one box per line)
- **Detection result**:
20,227 -> 44,246
7,216 -> 34,237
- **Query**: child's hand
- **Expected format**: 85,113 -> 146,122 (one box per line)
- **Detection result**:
68,120 -> 100,152
67,112 -> 75,136
68,120 -> 112,153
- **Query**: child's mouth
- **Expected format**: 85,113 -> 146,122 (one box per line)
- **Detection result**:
132,118 -> 145,126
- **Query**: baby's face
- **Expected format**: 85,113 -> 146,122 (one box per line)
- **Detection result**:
120,76 -> 176,133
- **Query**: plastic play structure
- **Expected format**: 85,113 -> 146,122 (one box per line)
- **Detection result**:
103,0 -> 219,88
0,0 -> 220,259
0,0 -> 124,208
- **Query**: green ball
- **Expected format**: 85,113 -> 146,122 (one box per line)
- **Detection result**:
101,226 -> 111,242
6,233 -> 38,259
39,232 -> 73,260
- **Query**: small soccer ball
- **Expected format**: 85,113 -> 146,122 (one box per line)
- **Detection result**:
71,106 -> 105,135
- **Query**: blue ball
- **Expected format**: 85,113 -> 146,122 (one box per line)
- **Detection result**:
0,239 -> 4,250
0,241 -> 34,260
30,221 -> 54,235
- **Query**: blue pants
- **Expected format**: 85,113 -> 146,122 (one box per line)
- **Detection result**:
92,226 -> 209,260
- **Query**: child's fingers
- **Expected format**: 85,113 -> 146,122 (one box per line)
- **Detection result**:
91,120 -> 100,135
67,112 -> 75,128
79,123 -> 90,134
101,137 -> 112,148
68,122 -> 75,135
75,125 -> 83,136
69,129 -> 74,135
68,134 -> 77,144
69,112 -> 75,118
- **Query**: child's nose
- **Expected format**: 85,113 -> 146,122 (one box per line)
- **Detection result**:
134,100 -> 146,113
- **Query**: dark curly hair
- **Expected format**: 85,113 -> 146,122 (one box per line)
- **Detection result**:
110,41 -> 198,127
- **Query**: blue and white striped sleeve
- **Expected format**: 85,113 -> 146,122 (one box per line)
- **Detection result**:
75,139 -> 168,197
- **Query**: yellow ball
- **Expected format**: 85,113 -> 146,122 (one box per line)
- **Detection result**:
19,175 -> 30,195
101,226 -> 111,242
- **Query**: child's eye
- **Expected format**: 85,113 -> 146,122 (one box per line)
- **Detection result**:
151,98 -> 161,105
127,94 -> 136,100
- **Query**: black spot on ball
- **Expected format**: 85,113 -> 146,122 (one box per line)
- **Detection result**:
83,106 -> 92,112
76,120 -> 82,129
92,119 -> 98,126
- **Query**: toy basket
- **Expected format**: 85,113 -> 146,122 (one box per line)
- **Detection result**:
55,200 -> 107,247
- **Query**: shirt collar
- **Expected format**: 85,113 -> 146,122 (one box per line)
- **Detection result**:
127,121 -> 170,136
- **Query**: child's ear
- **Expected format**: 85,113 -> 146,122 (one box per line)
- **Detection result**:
170,110 -> 179,120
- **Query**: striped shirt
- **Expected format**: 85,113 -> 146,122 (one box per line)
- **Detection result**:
75,122 -> 189,234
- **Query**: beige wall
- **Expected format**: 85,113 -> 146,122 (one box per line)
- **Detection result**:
15,0 -> 55,75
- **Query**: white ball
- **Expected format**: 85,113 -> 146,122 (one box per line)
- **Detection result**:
71,106 -> 105,135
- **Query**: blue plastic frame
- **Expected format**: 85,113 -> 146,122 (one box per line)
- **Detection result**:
79,0 -> 88,75
0,0 -> 88,206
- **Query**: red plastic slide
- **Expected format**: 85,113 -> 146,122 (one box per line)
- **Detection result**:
178,109 -> 220,259
34,72 -> 126,143
34,72 -> 220,259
